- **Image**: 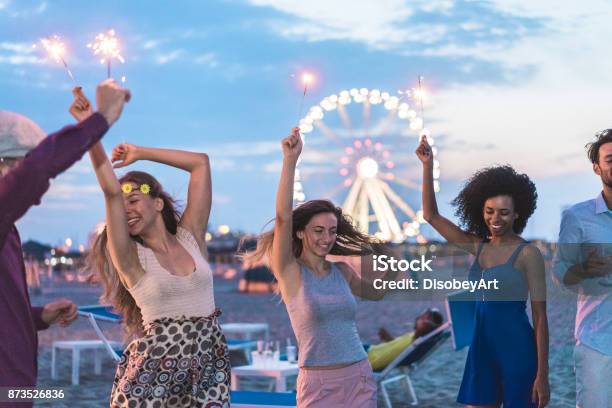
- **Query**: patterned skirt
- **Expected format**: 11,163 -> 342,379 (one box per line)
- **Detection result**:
110,309 -> 230,408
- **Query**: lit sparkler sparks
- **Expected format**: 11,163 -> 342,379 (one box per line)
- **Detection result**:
36,35 -> 75,83
297,72 -> 314,123
88,29 -> 125,79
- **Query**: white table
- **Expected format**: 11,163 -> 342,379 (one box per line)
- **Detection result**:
221,323 -> 269,342
231,361 -> 299,392
51,340 -> 121,385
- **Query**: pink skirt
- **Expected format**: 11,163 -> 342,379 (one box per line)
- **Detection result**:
296,359 -> 377,408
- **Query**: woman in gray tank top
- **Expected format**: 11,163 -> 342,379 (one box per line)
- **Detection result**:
248,128 -> 397,407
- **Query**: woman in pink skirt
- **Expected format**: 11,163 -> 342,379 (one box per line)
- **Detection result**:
248,128 -> 397,407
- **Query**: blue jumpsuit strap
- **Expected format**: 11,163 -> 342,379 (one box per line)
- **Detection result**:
474,240 -> 486,264
507,242 -> 528,266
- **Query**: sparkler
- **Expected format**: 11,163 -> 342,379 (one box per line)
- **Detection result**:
37,36 -> 76,84
415,75 -> 425,123
297,72 -> 313,123
88,29 -> 125,79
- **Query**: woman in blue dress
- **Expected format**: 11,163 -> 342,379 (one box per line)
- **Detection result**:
416,136 -> 550,408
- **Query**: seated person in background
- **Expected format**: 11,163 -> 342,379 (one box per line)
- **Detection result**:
367,308 -> 444,371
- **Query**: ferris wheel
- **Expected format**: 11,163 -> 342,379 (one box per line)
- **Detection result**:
294,86 -> 441,243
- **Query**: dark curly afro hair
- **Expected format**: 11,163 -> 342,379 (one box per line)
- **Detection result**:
451,165 -> 537,238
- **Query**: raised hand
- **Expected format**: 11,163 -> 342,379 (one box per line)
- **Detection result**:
69,86 -> 93,122
281,127 -> 302,161
96,79 -> 131,126
111,143 -> 139,168
580,249 -> 612,279
41,298 -> 78,327
415,135 -> 433,165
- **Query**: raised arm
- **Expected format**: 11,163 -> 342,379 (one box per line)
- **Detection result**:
112,145 -> 211,249
0,80 -> 127,245
271,128 -> 302,301
70,88 -> 143,289
416,136 -> 480,254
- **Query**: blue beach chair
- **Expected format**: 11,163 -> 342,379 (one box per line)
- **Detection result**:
79,305 -> 262,365
372,290 -> 475,407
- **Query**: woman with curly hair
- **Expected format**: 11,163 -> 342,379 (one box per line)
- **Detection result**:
416,136 -> 550,408
70,89 -> 229,407
247,128 -> 396,407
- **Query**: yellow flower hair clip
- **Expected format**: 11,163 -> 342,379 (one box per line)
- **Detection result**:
121,183 -> 151,195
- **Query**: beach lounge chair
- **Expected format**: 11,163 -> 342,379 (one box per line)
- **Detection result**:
372,290 -> 475,407
77,305 -> 123,362
231,390 -> 296,407
372,321 -> 451,408
79,305 -> 262,365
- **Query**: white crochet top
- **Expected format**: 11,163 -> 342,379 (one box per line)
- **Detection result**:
128,226 -> 215,324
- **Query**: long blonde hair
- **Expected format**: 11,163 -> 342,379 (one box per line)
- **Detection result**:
86,171 -> 180,337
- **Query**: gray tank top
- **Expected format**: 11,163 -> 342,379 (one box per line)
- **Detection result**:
285,262 -> 367,367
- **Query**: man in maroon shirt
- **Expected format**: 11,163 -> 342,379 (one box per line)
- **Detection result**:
0,80 -> 130,401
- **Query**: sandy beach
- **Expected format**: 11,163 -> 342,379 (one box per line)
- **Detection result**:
31,266 -> 577,407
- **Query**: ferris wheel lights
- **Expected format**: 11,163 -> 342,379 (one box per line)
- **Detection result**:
370,89 -> 381,103
410,117 -> 423,130
384,96 -> 400,110
405,227 -> 417,237
416,210 -> 425,224
369,95 -> 382,104
299,123 -> 313,133
297,86 -> 440,242
433,159 -> 440,169
357,157 -> 379,179
320,99 -> 336,111
338,94 -> 351,105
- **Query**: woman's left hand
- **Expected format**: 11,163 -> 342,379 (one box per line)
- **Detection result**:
112,143 -> 139,168
532,375 -> 550,407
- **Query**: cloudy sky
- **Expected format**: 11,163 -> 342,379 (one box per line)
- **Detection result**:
1,0 -> 609,246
